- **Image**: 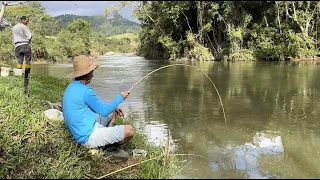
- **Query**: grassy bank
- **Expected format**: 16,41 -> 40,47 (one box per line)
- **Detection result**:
0,74 -> 182,179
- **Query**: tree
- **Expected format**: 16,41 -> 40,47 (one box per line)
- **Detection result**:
132,1 -> 320,61
281,1 -> 320,38
67,19 -> 91,55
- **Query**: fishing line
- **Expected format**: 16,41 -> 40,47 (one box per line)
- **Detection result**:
127,64 -> 227,123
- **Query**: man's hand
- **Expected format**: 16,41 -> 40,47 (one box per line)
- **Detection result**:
115,108 -> 124,116
120,91 -> 130,100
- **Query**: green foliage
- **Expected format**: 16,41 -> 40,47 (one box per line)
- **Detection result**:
285,31 -> 316,58
54,14 -> 140,36
185,32 -> 213,61
31,35 -> 49,60
56,29 -> 87,58
137,27 -> 166,59
158,35 -> 180,60
91,32 -> 139,55
135,1 -> 320,61
0,28 -> 14,61
67,19 -> 91,55
252,26 -> 316,60
4,3 -> 46,19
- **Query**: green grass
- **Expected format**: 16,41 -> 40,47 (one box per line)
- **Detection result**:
45,36 -> 57,40
0,74 -> 182,179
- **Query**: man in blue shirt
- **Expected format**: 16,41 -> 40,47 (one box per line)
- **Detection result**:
63,55 -> 133,161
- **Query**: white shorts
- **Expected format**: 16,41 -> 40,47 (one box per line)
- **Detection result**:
82,114 -> 125,149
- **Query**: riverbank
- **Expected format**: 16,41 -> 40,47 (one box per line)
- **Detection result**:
2,53 -> 320,72
0,75 -> 181,179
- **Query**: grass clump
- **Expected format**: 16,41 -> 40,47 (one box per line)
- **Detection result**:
0,74 -> 182,179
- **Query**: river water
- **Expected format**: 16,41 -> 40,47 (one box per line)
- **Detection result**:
32,54 -> 320,179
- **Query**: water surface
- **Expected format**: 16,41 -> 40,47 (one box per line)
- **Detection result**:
32,55 -> 320,179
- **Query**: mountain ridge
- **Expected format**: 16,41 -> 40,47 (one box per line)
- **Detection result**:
54,13 -> 140,36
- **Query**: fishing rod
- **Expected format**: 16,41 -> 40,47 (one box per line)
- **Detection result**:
126,64 -> 227,123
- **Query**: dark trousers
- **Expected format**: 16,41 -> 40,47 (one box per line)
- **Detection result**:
15,44 -> 32,69
15,44 -> 32,97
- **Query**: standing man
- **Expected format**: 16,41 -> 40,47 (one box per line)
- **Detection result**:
12,16 -> 32,97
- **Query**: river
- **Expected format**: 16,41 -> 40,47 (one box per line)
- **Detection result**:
32,54 -> 320,179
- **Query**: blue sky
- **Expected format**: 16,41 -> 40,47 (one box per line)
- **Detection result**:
3,1 -> 139,22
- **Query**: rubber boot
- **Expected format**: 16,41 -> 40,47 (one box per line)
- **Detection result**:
24,68 -> 31,98
104,149 -> 129,162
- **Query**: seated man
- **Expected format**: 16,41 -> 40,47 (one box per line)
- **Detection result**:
62,55 -> 134,161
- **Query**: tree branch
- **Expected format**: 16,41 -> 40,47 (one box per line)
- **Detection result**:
205,32 -> 218,55
285,2 -> 305,34
7,1 -> 27,6
142,6 -> 154,23
182,11 -> 192,32
292,2 -> 297,21
132,1 -> 154,23
1,1 -> 27,24
285,2 -> 293,19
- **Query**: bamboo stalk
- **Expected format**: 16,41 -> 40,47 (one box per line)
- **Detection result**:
96,157 -> 159,179
96,153 -> 207,179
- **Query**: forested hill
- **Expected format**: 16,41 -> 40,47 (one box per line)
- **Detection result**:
0,2 -> 140,63
54,13 -> 140,36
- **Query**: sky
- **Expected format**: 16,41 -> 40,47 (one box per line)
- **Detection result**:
3,1 -> 139,22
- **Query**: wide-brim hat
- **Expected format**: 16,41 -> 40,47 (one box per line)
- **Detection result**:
67,55 -> 101,79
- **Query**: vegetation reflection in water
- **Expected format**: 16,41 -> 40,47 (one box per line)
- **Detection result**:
32,56 -> 320,179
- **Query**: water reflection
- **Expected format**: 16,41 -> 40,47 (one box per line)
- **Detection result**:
143,122 -> 176,152
208,132 -> 284,179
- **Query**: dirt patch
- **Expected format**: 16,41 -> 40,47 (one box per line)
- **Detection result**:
96,157 -> 143,178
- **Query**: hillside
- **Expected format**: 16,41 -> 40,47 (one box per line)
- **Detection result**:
0,2 -> 140,62
54,13 -> 140,36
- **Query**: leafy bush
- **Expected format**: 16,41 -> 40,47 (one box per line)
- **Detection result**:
185,32 -> 213,61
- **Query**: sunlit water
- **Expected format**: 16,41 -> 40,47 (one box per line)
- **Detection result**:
32,54 -> 320,178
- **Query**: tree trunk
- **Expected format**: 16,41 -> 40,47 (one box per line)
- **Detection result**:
305,21 -> 310,38
197,1 -> 203,44
0,1 -> 8,24
264,15 -> 269,28
276,2 -> 282,34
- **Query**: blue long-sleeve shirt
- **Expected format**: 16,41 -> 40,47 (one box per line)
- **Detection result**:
62,80 -> 124,144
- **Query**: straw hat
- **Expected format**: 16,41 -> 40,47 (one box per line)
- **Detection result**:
67,55 -> 101,79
